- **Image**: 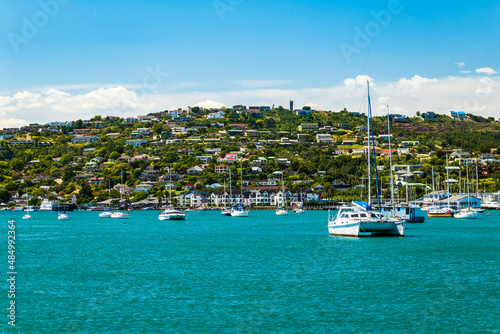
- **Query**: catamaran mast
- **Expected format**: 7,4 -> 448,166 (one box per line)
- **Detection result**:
387,105 -> 395,213
367,82 -> 372,207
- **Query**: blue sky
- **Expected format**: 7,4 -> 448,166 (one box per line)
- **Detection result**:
1,0 -> 499,126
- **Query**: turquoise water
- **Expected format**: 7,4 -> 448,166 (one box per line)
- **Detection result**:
2,210 -> 499,333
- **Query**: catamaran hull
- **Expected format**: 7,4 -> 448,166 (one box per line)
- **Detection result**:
328,220 -> 405,237
159,214 -> 185,220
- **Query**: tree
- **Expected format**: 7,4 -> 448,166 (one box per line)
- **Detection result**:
0,189 -> 11,203
10,159 -> 24,171
109,151 -> 120,160
264,118 -> 276,129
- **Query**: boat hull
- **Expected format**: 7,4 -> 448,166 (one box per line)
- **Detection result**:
454,211 -> 478,219
159,214 -> 186,220
328,219 -> 405,237
111,212 -> 129,219
231,209 -> 249,217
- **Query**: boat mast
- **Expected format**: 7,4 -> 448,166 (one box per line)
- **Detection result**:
367,81 -> 382,210
240,159 -> 243,206
169,164 -> 172,206
476,165 -> 479,199
466,164 -> 470,209
387,105 -> 395,214
431,166 -> 435,204
229,167 -> 233,207
446,155 -> 450,208
367,81 -> 372,207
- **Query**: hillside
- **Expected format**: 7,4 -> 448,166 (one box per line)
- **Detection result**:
0,108 -> 499,208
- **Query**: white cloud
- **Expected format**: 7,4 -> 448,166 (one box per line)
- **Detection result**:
0,87 -> 155,128
194,100 -> 226,109
2,75 -> 500,128
460,70 -> 471,74
393,75 -> 439,93
455,62 -> 465,68
475,67 -> 498,75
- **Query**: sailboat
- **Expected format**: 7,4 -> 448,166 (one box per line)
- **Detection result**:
276,174 -> 289,215
221,172 -> 231,216
99,179 -> 112,218
159,164 -> 186,220
454,164 -> 478,219
23,206 -> 34,220
379,106 -> 424,223
111,170 -> 130,219
328,81 -> 405,237
231,159 -> 249,217
427,155 -> 453,217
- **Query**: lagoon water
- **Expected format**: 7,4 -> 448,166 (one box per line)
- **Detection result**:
2,209 -> 499,333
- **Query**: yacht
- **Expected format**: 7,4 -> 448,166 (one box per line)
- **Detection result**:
427,207 -> 453,217
481,200 -> 500,209
454,208 -> 478,219
230,160 -> 249,217
22,213 -> 33,220
231,205 -> 249,217
99,210 -> 112,218
221,207 -> 231,216
58,212 -> 69,220
328,83 -> 405,237
159,206 -> 186,220
111,211 -> 129,219
276,207 -> 289,215
328,202 -> 405,237
159,164 -> 186,221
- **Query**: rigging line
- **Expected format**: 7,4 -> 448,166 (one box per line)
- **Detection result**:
367,82 -> 382,211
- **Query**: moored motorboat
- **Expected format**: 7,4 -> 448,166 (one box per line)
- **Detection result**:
427,207 -> 453,217
58,212 -> 69,220
454,208 -> 478,219
159,206 -> 185,220
111,211 -> 129,219
231,205 -> 249,217
99,210 -> 112,218
276,207 -> 289,215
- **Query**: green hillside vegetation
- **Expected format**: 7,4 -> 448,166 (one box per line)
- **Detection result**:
1,108 -> 499,207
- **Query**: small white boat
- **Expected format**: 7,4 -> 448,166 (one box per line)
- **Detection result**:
99,211 -> 112,218
111,211 -> 129,219
231,205 -> 249,217
159,207 -> 185,220
22,213 -> 33,220
58,212 -> 69,220
471,208 -> 484,213
221,207 -> 231,216
454,209 -> 478,219
276,207 -> 289,216
481,200 -> 500,209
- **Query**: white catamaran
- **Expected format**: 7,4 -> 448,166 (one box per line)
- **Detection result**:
159,165 -> 186,220
328,81 -> 405,237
